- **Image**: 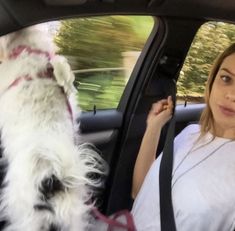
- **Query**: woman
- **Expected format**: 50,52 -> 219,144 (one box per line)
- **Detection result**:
131,43 -> 235,230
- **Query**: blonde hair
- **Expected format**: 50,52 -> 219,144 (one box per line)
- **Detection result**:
200,43 -> 235,136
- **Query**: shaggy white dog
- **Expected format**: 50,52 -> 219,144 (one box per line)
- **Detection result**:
0,25 -> 106,231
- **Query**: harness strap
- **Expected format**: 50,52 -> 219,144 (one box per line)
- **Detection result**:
6,45 -> 73,121
92,208 -> 137,231
9,45 -> 52,60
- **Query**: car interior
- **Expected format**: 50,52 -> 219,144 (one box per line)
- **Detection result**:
0,0 -> 235,217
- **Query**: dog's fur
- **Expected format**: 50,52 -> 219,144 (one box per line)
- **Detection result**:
0,25 -> 107,231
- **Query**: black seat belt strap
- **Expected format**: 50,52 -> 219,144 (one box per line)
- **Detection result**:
159,116 -> 176,231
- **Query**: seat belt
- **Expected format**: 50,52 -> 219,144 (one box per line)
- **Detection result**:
159,116 -> 177,231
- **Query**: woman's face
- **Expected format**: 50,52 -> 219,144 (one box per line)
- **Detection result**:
209,53 -> 235,138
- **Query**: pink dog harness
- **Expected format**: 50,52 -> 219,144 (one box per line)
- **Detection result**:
7,45 -> 73,120
9,45 -> 52,60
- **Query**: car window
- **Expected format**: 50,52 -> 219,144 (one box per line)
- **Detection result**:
177,21 -> 235,105
51,16 -> 154,111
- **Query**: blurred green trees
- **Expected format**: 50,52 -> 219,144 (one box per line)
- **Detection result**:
178,22 -> 235,101
54,17 -> 235,109
55,16 -> 153,69
54,16 -> 154,110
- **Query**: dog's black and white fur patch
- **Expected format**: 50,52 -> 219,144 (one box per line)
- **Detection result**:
0,25 -> 107,231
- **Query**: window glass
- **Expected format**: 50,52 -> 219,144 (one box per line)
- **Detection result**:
53,16 -> 154,111
177,21 -> 235,104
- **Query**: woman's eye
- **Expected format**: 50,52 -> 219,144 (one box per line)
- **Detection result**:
221,75 -> 231,83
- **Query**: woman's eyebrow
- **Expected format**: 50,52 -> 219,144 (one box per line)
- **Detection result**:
220,67 -> 235,76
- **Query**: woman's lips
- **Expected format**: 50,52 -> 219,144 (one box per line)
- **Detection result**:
219,105 -> 235,116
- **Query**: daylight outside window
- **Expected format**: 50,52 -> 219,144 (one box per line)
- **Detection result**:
177,21 -> 235,104
49,16 -> 154,111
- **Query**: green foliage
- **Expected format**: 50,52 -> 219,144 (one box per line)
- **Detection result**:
55,16 -> 154,111
178,22 -> 235,100
55,16 -> 235,108
75,71 -> 126,110
55,16 -> 150,70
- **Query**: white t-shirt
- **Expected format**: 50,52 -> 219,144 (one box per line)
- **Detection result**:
131,124 -> 235,231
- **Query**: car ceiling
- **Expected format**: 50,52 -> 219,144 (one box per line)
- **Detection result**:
0,0 -> 235,36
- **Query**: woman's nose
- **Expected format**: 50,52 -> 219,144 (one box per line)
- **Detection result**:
225,91 -> 235,102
